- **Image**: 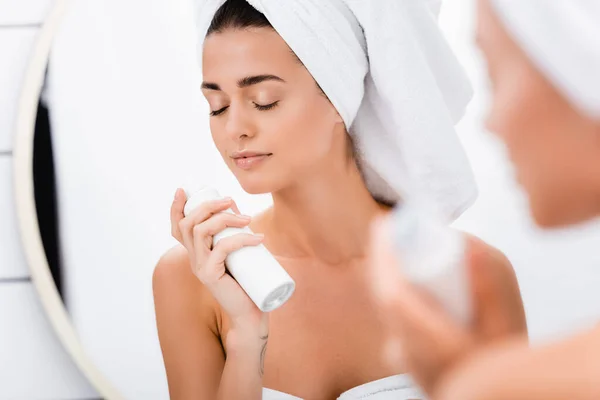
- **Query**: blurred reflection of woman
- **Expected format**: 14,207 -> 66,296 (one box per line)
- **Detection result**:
368,1 -> 600,399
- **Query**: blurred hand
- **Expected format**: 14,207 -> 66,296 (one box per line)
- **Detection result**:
367,216 -> 527,396
170,188 -> 266,330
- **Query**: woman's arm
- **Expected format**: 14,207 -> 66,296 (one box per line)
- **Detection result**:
218,324 -> 269,400
436,327 -> 600,400
153,246 -> 266,400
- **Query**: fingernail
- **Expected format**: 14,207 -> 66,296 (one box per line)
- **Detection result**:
174,188 -> 181,200
240,215 -> 252,220
255,233 -> 265,239
221,197 -> 233,202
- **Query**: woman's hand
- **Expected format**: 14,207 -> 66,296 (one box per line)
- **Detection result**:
367,216 -> 527,396
170,188 -> 266,331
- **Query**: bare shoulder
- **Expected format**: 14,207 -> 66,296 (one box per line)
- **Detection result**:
463,234 -> 513,272
153,245 -> 221,332
463,233 -> 519,290
153,245 -> 193,288
463,233 -> 527,332
153,245 -> 195,295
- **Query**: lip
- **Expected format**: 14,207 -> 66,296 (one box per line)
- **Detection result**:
230,151 -> 273,170
231,150 -> 272,159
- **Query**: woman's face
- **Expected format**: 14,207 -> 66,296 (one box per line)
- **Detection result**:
201,27 -> 345,195
477,0 -> 600,228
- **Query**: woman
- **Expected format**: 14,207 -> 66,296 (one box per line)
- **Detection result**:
367,0 -> 600,399
153,0 -> 526,399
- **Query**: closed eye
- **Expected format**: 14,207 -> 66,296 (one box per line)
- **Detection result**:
209,101 -> 280,117
210,106 -> 228,117
254,101 -> 279,111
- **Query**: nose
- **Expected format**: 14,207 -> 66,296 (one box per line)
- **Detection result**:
224,102 -> 256,141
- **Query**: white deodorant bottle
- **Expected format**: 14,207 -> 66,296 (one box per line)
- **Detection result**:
391,202 -> 472,324
183,187 -> 295,312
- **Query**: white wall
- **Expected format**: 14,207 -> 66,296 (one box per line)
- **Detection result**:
40,0 -> 600,399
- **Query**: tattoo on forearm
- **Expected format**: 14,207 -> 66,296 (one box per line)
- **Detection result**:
259,334 -> 268,377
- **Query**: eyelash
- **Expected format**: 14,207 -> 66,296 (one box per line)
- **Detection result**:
209,101 -> 280,117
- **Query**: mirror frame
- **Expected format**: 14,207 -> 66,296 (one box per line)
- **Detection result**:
12,1 -> 124,399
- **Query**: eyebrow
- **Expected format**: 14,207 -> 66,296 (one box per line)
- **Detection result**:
201,74 -> 285,91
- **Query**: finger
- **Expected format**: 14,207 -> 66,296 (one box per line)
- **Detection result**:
185,197 -> 234,221
230,199 -> 241,215
170,188 -> 186,241
209,233 -> 264,266
179,198 -> 234,247
192,213 -> 252,249
192,222 -> 219,281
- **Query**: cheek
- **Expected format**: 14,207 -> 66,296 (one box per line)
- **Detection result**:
270,96 -> 338,159
486,73 -> 557,203
487,76 -> 594,226
487,71 -> 544,164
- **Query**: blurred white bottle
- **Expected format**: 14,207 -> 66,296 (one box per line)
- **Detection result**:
391,202 -> 472,324
184,187 -> 295,312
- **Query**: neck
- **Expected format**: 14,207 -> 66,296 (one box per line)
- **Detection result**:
265,160 -> 391,265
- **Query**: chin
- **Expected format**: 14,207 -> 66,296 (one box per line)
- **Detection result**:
528,189 -> 594,229
530,203 -> 568,229
517,171 -> 564,228
236,177 -> 277,195
233,165 -> 292,195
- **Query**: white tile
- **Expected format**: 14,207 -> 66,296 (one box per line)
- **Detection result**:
0,28 -> 38,152
0,156 -> 29,279
0,282 -> 98,399
0,0 -> 54,25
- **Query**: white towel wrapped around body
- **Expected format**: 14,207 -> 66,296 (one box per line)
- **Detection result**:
196,0 -> 478,221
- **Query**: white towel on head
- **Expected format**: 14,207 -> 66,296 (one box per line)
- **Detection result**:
195,0 -> 478,221
490,0 -> 600,121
